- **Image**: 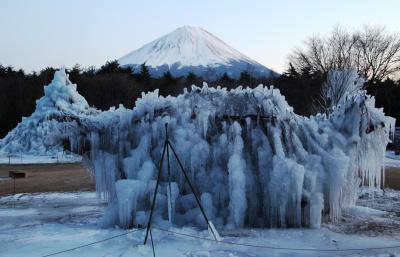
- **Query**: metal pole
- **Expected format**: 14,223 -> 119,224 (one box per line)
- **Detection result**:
13,175 -> 15,194
167,141 -> 217,240
144,140 -> 167,245
166,125 -> 173,224
149,228 -> 156,257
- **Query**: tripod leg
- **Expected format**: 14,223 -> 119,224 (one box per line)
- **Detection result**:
166,143 -> 173,223
149,228 -> 156,257
167,141 -> 219,241
144,140 -> 167,245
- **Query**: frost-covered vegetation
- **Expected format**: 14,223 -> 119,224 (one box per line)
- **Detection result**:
0,70 -> 98,155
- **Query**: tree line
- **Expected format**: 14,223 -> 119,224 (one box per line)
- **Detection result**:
288,24 -> 400,118
0,25 -> 399,139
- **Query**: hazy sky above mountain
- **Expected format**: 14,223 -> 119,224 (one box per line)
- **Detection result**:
1,0 -> 399,73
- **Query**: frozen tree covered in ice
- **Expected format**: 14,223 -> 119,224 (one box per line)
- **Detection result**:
0,70 -> 396,229
0,69 -> 98,156
315,69 -> 366,115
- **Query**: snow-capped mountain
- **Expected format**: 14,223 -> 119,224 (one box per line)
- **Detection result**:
118,26 -> 277,79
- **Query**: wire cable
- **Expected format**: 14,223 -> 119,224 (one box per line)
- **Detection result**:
42,228 -> 141,257
153,226 -> 400,252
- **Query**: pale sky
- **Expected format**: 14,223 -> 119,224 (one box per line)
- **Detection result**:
1,0 -> 400,73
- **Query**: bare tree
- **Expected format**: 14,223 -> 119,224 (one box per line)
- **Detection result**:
290,25 -> 400,81
356,26 -> 400,81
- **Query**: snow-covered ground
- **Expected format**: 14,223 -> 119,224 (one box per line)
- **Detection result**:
386,151 -> 400,168
0,150 -> 394,166
0,154 -> 81,164
0,150 -> 395,166
1,191 -> 400,257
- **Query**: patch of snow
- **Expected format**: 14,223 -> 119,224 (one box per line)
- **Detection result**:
0,208 -> 38,217
343,206 -> 386,219
386,151 -> 400,168
1,192 -> 400,257
357,187 -> 400,214
0,177 -> 10,181
0,154 -> 81,164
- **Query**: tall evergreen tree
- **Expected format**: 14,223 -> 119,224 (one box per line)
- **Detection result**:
239,71 -> 251,85
139,63 -> 151,81
185,72 -> 199,86
218,72 -> 233,87
98,60 -> 122,74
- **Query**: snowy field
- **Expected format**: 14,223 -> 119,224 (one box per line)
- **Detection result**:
0,154 -> 81,164
2,150 -> 395,168
0,151 -> 397,166
1,190 -> 400,257
386,151 -> 400,168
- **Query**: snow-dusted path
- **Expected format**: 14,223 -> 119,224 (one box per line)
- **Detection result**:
1,192 -> 400,257
0,154 -> 81,164
386,151 -> 400,168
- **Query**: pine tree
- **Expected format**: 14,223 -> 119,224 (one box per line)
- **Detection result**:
185,72 -> 199,86
140,63 -> 150,81
284,63 -> 299,79
98,60 -> 121,74
163,71 -> 174,82
239,71 -> 251,85
216,72 -> 233,87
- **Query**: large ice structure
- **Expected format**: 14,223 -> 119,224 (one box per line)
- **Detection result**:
0,70 -> 395,229
0,69 -> 98,156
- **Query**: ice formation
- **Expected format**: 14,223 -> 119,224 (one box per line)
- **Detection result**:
1,70 -> 395,230
0,69 -> 98,156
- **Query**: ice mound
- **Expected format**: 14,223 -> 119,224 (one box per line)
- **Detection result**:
66,81 -> 394,229
0,69 -> 98,155
1,70 -> 395,229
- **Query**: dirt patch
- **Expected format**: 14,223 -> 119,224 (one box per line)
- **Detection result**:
0,163 -> 94,196
0,163 -> 398,196
385,166 -> 400,190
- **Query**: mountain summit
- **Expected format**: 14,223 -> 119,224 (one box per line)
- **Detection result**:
118,26 -> 277,79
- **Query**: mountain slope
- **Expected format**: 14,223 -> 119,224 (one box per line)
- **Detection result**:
118,26 -> 277,79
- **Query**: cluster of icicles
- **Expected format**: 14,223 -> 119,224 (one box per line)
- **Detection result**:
62,81 -> 395,230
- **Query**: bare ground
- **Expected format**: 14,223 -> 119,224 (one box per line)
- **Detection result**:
0,163 -> 399,196
385,167 -> 400,190
0,163 -> 95,196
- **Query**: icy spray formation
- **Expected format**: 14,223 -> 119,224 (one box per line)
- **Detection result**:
65,78 -> 394,229
0,70 -> 395,229
0,69 -> 98,155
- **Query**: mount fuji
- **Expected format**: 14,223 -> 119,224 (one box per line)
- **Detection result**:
118,26 -> 277,79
